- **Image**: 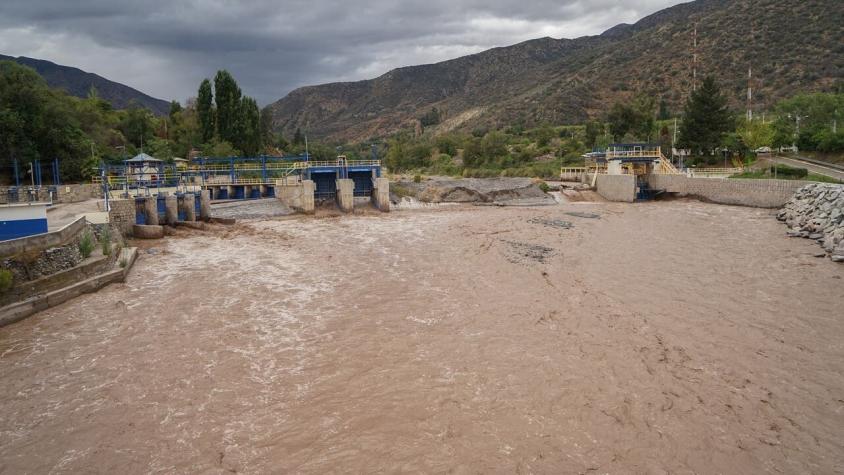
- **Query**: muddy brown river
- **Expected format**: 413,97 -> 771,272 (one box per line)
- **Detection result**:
1,200 -> 843,473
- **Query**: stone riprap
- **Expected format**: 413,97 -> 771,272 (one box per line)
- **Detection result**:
777,183 -> 844,262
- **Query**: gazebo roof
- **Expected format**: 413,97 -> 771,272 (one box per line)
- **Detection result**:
126,153 -> 162,163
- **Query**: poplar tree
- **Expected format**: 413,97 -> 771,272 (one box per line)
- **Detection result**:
214,70 -> 242,144
197,79 -> 215,142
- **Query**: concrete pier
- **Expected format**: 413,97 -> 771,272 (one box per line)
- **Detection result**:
165,195 -> 178,225
144,197 -> 159,226
336,179 -> 354,212
371,177 -> 390,212
276,179 -> 315,213
199,190 -> 211,221
182,193 -> 196,222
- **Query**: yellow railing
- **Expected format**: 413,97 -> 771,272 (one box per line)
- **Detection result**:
606,149 -> 662,160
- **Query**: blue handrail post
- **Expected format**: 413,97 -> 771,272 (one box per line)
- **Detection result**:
261,155 -> 268,183
34,159 -> 42,187
229,157 -> 236,183
53,158 -> 61,185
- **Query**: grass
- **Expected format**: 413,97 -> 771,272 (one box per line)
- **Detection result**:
78,231 -> 94,259
100,227 -> 112,256
730,167 -> 843,183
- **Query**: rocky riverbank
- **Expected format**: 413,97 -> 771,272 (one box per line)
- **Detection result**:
777,183 -> 844,262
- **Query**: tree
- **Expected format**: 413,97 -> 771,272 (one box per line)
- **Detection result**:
584,120 -> 604,148
237,96 -> 262,156
292,127 -> 305,146
736,118 -> 774,151
419,107 -> 441,127
117,106 -> 155,150
259,108 -> 275,152
197,79 -> 215,142
607,95 -> 656,141
677,76 -> 733,155
169,100 -> 182,118
213,70 -> 242,143
658,98 -> 670,120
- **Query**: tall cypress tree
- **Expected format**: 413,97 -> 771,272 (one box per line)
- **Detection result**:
197,79 -> 215,143
214,70 -> 242,144
678,76 -> 733,155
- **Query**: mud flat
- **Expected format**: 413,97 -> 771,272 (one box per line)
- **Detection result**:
1,200 -> 843,473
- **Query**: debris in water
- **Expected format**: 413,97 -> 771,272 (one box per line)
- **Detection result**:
528,217 -> 573,229
566,211 -> 601,219
500,240 -> 556,264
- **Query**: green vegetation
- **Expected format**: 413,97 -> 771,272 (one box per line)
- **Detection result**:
730,165 -> 842,183
0,269 -> 13,293
3,53 -> 842,183
78,231 -> 94,259
100,227 -> 112,256
770,93 -> 844,152
678,76 -> 734,155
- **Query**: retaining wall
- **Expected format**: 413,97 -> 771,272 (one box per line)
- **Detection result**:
0,184 -> 100,204
596,174 -> 636,202
0,216 -> 86,258
649,175 -> 813,208
108,199 -> 136,236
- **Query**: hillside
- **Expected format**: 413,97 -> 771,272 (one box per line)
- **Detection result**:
0,54 -> 170,115
266,0 -> 844,142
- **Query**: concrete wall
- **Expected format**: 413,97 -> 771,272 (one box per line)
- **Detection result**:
336,179 -> 354,212
0,216 -> 86,258
371,177 -> 390,212
648,175 -> 814,208
596,174 -> 636,202
0,184 -> 100,204
276,179 -> 315,213
108,199 -> 136,236
0,247 -> 138,327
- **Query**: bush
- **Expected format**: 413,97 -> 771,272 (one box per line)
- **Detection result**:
78,231 -> 94,259
119,257 -> 128,269
771,165 -> 808,178
413,174 -> 422,183
100,227 -> 112,256
538,181 -> 550,193
0,269 -> 13,293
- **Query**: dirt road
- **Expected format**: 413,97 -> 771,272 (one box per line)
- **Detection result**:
1,201 -> 842,473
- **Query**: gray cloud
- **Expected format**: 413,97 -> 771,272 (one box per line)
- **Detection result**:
0,0 -> 684,105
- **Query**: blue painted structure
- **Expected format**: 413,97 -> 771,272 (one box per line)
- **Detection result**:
0,203 -> 49,241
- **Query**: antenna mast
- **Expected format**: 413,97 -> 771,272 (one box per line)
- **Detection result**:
692,25 -> 698,92
747,66 -> 753,122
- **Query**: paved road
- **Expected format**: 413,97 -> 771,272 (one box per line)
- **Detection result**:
767,155 -> 844,181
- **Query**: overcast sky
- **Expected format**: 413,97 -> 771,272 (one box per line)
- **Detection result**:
0,0 -> 685,106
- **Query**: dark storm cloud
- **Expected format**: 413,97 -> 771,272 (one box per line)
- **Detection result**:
0,0 -> 684,105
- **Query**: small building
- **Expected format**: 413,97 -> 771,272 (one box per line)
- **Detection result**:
172,158 -> 189,170
125,153 -> 163,185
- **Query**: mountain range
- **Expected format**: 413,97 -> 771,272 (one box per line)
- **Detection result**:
0,54 -> 170,115
266,0 -> 844,142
